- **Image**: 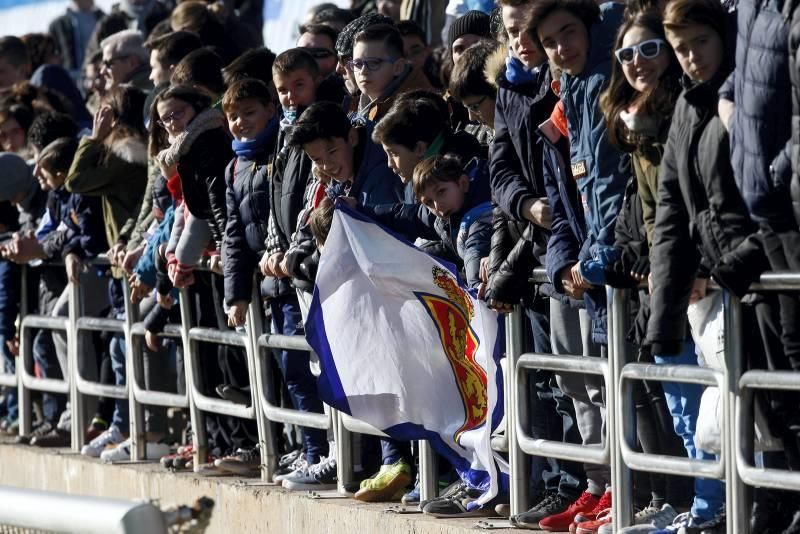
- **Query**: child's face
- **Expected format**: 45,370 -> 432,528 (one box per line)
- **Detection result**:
666,24 -> 723,83
502,4 -> 545,69
418,175 -> 470,218
157,97 -> 197,138
382,141 -> 425,184
351,40 -> 405,100
537,9 -> 590,76
461,94 -> 496,129
226,97 -> 275,142
303,129 -> 359,183
273,69 -> 318,110
0,117 -> 26,153
34,162 -> 65,191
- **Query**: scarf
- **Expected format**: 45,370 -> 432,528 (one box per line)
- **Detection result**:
620,106 -> 659,138
157,107 -> 225,168
505,53 -> 538,86
231,117 -> 278,159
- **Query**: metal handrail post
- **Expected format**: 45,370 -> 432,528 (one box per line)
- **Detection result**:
123,282 -> 146,461
178,288 -> 207,471
609,287 -> 633,530
418,440 -> 438,502
506,307 -> 527,517
17,314 -> 34,438
723,293 -> 748,534
68,280 -> 83,451
246,285 -> 276,482
335,407 -> 354,494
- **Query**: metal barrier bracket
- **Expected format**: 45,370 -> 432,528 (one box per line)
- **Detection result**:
474,518 -> 513,529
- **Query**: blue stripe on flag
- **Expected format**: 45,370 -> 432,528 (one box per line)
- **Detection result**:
304,284 -> 352,415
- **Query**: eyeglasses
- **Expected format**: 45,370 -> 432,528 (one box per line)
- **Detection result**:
304,47 -> 336,60
463,95 -> 488,114
101,55 -> 130,69
157,104 -> 188,129
615,39 -> 667,65
347,57 -> 398,72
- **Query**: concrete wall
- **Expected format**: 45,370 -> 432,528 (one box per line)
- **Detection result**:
0,443 -> 518,533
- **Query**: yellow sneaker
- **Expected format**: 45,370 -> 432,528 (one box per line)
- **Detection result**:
354,459 -> 412,502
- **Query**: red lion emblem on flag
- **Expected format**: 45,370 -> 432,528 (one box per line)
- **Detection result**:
415,266 -> 488,444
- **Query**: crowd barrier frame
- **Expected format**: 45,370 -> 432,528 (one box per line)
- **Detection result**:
3,255 -> 800,532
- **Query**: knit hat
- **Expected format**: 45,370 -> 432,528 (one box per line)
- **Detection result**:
0,153 -> 33,203
335,13 -> 394,58
448,11 -> 491,50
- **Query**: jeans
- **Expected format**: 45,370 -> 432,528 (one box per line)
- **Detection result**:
269,293 -> 328,464
32,329 -> 64,423
526,302 -> 585,500
654,340 -> 725,521
109,328 -> 129,431
0,334 -> 17,421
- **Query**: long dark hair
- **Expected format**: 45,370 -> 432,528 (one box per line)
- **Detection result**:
148,84 -> 213,157
599,11 -> 682,152
102,84 -> 147,147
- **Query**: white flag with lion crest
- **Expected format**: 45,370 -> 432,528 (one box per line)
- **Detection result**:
305,203 -> 507,504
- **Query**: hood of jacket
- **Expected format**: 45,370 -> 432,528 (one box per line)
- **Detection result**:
109,136 -> 148,166
485,44 -> 508,89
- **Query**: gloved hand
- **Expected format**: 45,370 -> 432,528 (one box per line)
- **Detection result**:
630,256 -> 650,280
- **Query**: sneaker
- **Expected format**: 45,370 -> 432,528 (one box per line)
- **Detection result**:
0,416 -> 19,436
539,492 -> 601,532
272,450 -> 305,483
622,504 -> 678,531
576,508 -> 613,534
15,420 -> 52,445
598,521 -> 614,534
215,447 -> 261,476
99,438 -> 171,463
81,426 -> 124,457
495,503 -> 511,517
30,428 -> 70,447
402,481 -> 421,506
215,384 -> 251,406
354,459 -> 413,502
574,491 -> 612,526
56,408 -> 71,433
510,492 -> 566,530
282,456 -> 337,491
85,416 -> 108,443
651,510 -> 725,534
422,486 -> 488,518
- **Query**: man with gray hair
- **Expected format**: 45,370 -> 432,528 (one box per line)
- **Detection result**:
100,29 -> 152,92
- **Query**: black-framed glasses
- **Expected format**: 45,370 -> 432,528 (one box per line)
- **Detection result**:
303,47 -> 336,60
463,95 -> 488,114
614,39 -> 667,65
157,104 -> 188,129
347,57 -> 398,72
101,54 -> 130,69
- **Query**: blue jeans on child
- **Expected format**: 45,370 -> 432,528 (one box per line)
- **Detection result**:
654,339 -> 725,521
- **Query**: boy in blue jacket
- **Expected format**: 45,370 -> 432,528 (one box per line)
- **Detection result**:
526,0 -> 627,530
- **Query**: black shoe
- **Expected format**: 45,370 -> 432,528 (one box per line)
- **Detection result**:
30,428 -> 70,447
215,385 -> 251,406
509,492 -> 568,530
751,489 -> 788,533
15,421 -> 53,445
784,510 -> 800,534
422,486 -> 485,517
418,481 -> 467,510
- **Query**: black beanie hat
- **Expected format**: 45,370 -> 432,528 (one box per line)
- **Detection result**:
335,13 -> 395,58
448,10 -> 491,51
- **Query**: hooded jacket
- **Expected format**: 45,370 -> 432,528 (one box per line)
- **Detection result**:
647,69 -> 768,355
223,126 -> 279,305
722,0 -> 794,228
785,0 -> 800,226
66,135 -> 148,253
363,158 -> 492,288
560,2 -> 627,258
53,186 -> 108,260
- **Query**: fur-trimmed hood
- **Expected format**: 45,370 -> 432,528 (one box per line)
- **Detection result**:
108,136 -> 148,166
485,43 -> 509,89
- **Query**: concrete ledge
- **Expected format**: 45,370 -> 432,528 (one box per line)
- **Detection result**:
0,442 -> 524,533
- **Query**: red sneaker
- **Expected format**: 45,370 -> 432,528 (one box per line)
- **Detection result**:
538,491 -> 600,532
575,508 -> 612,534
573,490 -> 612,525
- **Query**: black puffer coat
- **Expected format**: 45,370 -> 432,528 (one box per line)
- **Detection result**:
786,0 -> 800,226
647,72 -> 768,355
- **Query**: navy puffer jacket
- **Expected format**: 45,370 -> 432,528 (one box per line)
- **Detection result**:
722,0 -> 794,227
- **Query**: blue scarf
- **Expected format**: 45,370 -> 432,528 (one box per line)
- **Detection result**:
231,117 -> 278,159
505,54 -> 538,86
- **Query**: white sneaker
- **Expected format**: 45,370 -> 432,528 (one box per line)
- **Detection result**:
81,426 -> 124,457
273,455 -> 308,483
100,438 -> 172,463
617,504 -> 680,533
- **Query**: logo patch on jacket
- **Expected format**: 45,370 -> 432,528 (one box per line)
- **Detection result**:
571,160 -> 587,179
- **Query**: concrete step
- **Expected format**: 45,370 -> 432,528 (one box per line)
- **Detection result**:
0,441 -> 533,533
